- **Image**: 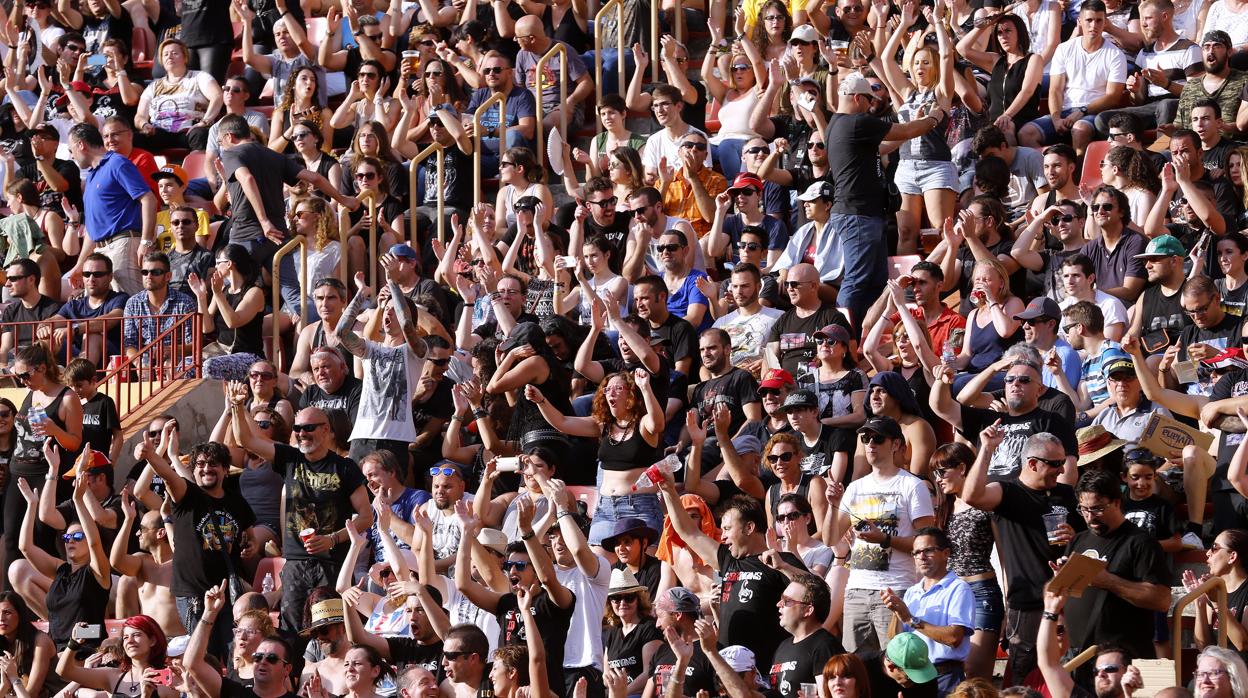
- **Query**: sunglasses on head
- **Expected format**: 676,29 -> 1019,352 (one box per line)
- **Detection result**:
502,560 -> 530,572
766,452 -> 796,464
63,531 -> 85,542
430,466 -> 458,477
291,422 -> 325,433
253,652 -> 286,664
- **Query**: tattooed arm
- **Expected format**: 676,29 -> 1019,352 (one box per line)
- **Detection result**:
334,278 -> 377,359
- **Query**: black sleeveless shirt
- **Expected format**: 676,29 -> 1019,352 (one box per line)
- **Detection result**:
12,388 -> 73,478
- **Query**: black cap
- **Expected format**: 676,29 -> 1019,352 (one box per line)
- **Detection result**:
857,416 -> 904,440
779,389 -> 819,413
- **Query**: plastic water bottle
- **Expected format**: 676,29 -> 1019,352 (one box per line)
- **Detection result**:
261,573 -> 275,594
941,341 -> 956,366
27,405 -> 46,437
632,454 -> 683,491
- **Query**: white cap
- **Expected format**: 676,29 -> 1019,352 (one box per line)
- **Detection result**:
790,24 -> 819,43
797,181 -> 834,202
838,72 -> 875,97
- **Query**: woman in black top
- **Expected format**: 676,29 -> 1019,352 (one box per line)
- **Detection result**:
0,398 -> 17,538
489,321 -> 573,441
0,592 -> 56,697
346,155 -> 406,279
1186,528 -> 1248,652
191,244 -> 267,371
12,449 -> 109,650
3,345 -> 82,573
526,368 -> 666,542
955,11 -> 1056,141
288,120 -> 342,203
763,433 -> 828,539
603,571 -> 663,696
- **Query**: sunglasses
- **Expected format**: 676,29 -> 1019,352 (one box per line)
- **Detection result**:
81,270 -> 110,278
0,410 -> 13,418
587,197 -> 618,207
419,39 -> 436,46
656,243 -> 684,253
12,371 -> 30,383
443,650 -> 476,660
4,274 -> 29,282
859,433 -> 888,445
358,72 -> 380,79
502,560 -> 530,572
1029,456 -> 1066,469
63,531 -> 86,542
140,269 -> 167,276
252,652 -> 286,664
1091,203 -> 1115,213
808,141 -> 827,149
291,422 -> 326,433
784,280 -> 808,289
814,337 -> 838,346
254,420 -> 272,430
680,141 -> 708,151
291,131 -> 314,140
789,39 -> 816,46
482,66 -> 506,75
429,357 -> 450,366
170,219 -> 197,227
1049,214 -> 1075,223
759,388 -> 783,397
224,86 -> 247,93
738,242 -> 762,251
744,146 -> 769,155
731,64 -> 750,71
1003,375 -> 1033,385
355,172 -> 379,180
430,466 -> 458,477
499,161 -> 515,169
766,452 -> 796,464
249,371 -> 276,380
610,593 -> 638,603
775,511 -> 806,522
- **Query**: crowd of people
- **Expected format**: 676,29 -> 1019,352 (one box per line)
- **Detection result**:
7,0 -> 1248,695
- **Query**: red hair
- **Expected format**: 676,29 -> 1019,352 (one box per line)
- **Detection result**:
121,615 -> 167,670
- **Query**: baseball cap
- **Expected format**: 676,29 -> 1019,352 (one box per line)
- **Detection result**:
1135,234 -> 1186,259
1204,30 -> 1233,47
62,449 -> 112,479
656,587 -> 701,615
151,164 -> 188,186
758,369 -> 795,391
1203,348 -> 1248,371
813,324 -> 851,344
649,330 -> 672,346
1102,348 -> 1134,376
838,72 -> 875,97
797,181 -> 834,202
728,172 -> 764,194
858,416 -> 904,440
779,389 -> 819,413
789,24 -> 818,43
477,528 -> 508,556
731,434 -> 762,456
1013,296 -> 1062,321
885,633 -> 937,684
389,243 -> 419,259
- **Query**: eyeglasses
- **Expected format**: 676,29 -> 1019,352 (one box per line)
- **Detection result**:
1091,203 -> 1115,213
1184,299 -> 1214,317
859,433 -> 888,445
776,511 -> 806,523
911,547 -> 944,557
1077,504 -> 1109,516
482,66 -> 506,75
680,141 -> 708,151
81,270 -> 110,278
140,268 -> 167,276
651,101 -> 675,111
249,371 -> 276,380
656,243 -> 684,253
738,242 -> 761,251
588,197 -> 618,208
502,560 -> 530,572
744,146 -> 769,155
430,466 -> 458,477
1196,669 -> 1229,681
252,652 -> 287,665
766,452 -> 796,463
443,650 -> 476,660
291,422 -> 326,433
63,531 -> 86,542
193,459 -> 220,468
610,593 -> 638,603
1004,375 -> 1033,385
254,420 -> 272,430
778,595 -> 810,607
1028,456 -> 1066,469
355,172 -> 379,181
764,14 -> 786,20
808,141 -> 827,150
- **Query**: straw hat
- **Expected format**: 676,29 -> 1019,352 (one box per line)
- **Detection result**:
1076,425 -> 1126,468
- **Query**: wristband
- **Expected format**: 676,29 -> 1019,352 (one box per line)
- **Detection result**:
557,510 -> 575,521
881,533 -> 892,549
450,414 -> 464,422
472,408 -> 488,420
489,291 -> 503,302
1042,611 -> 1060,622
162,517 -> 174,525
201,616 -> 215,626
520,529 -> 535,541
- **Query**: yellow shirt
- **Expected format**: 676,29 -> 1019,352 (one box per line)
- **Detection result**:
155,208 -> 211,252
662,167 -> 728,237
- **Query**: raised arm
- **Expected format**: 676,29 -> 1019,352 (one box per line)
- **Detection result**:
540,476 -> 601,577
185,582 -> 226,697
71,471 -> 112,588
654,466 -> 721,568
108,492 -> 147,578
516,494 -> 575,607
15,479 -> 62,579
962,420 -> 1004,510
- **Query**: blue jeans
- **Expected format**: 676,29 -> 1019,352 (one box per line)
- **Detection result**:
967,577 -> 1005,632
1026,108 -> 1097,145
177,594 -> 234,660
580,48 -> 634,97
588,492 -> 665,545
831,213 -> 887,332
712,138 -> 749,179
478,130 -> 534,179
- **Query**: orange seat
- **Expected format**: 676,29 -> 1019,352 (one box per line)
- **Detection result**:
253,556 -> 286,590
182,150 -> 206,180
306,17 -> 329,47
888,254 -> 921,280
567,486 -> 598,518
1079,140 -> 1111,189
705,98 -> 722,135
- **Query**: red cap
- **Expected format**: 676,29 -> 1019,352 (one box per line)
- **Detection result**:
728,172 -> 764,193
757,368 -> 795,391
62,449 -> 112,479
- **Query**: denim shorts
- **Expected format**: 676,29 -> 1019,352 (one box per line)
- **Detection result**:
588,492 -> 665,546
894,158 -> 960,195
967,577 -> 1005,632
1026,108 -> 1097,144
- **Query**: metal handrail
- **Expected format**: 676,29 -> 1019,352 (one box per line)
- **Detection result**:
363,191 -> 379,291
594,0 -> 625,133
97,312 -> 202,419
1,317 -> 119,368
651,0 -> 659,82
271,235 -> 307,367
337,208 -> 350,284
1173,576 -> 1229,686
409,143 -> 446,244
473,92 -> 507,206
535,42 -> 569,179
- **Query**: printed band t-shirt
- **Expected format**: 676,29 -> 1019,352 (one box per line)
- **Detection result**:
271,443 -> 365,564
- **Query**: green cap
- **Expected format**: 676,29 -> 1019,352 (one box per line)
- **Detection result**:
1135,234 -> 1186,259
885,633 -> 938,684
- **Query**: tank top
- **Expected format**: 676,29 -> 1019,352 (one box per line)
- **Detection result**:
504,183 -> 543,229
598,424 -> 660,472
967,309 -> 1019,372
506,357 -> 572,441
947,506 -> 994,576
711,90 -> 761,142
239,459 -> 283,530
46,562 -> 108,648
578,274 -> 628,325
216,286 -> 265,356
767,474 -> 815,534
897,89 -> 952,161
12,388 -> 72,478
988,55 -> 1041,129
311,322 -> 356,369
366,600 -> 412,637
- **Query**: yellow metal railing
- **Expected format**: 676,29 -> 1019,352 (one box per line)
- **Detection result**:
336,208 -> 350,285
409,144 -> 446,244
594,0 -> 625,133
651,0 -> 659,82
1173,576 -> 1229,685
473,92 -> 507,206
362,191 -> 380,291
536,42 -> 569,179
271,235 -> 307,367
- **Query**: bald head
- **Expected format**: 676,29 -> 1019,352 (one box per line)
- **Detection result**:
515,15 -> 541,35
789,263 -> 818,283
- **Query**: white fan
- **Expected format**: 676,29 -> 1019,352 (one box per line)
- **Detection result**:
547,126 -> 565,176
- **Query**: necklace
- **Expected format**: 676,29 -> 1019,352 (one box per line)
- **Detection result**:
607,421 -> 634,445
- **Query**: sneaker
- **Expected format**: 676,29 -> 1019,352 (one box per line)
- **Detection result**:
1182,532 -> 1205,550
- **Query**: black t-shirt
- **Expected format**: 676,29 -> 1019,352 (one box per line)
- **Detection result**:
860,651 -> 938,698
717,544 -> 806,669
1,295 -> 60,347
1065,520 -> 1170,659
496,590 -> 574,693
1122,495 -> 1176,541
1210,370 -> 1248,493
653,314 -> 698,368
616,555 -> 663,602
691,367 -> 760,437
270,443 -> 365,564
298,376 -> 363,426
959,405 -> 1078,481
767,306 -> 852,379
220,677 -> 298,698
650,643 -> 717,697
387,636 -> 445,680
473,312 -> 542,342
168,246 -> 215,297
604,616 -> 663,684
993,481 -> 1083,610
413,377 -> 454,435
769,629 -> 845,698
421,145 -> 473,209
18,157 -> 82,216
824,113 -> 892,217
170,479 -> 257,598
221,141 -> 304,243
80,392 -> 119,456
795,424 -> 845,480
1178,313 -> 1244,394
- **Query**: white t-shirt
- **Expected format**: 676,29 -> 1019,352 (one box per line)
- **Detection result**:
1134,39 -> 1202,99
554,557 -> 611,669
641,125 -> 712,171
1051,37 -> 1127,109
1016,0 -> 1059,72
423,494 -> 475,560
1205,0 -> 1248,47
349,341 -> 425,443
439,575 -> 501,656
714,306 -> 784,367
1059,289 -> 1128,330
843,469 -> 935,592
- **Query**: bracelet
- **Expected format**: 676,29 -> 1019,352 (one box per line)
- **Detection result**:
201,616 -> 215,626
489,291 -> 503,302
450,414 -> 464,422
881,533 -> 892,549
1042,611 -> 1060,622
520,529 -> 535,541
472,408 -> 488,420
162,517 -> 174,525
557,510 -> 575,521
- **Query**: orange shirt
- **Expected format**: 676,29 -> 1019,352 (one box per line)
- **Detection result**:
662,167 -> 728,237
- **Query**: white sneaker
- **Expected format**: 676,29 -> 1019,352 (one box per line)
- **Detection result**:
1182,532 -> 1205,550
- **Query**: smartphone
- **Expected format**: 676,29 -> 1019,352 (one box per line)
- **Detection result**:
87,54 -> 107,68
153,669 -> 173,686
496,457 -> 521,473
72,624 -> 102,641
558,255 -> 577,268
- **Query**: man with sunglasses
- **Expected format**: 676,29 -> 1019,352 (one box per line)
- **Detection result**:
165,204 -> 214,297
1011,296 -> 1082,390
1012,199 -> 1089,304
121,251 -> 197,362
1058,470 -> 1171,670
622,187 -> 701,280
1061,301 -> 1121,419
770,573 -> 844,698
765,262 -> 851,378
464,52 -> 537,177
825,416 -> 935,654
705,173 -> 785,269
188,583 -> 298,698
205,77 -> 269,190
0,259 -> 57,367
963,422 -> 1083,684
420,462 -> 472,572
412,336 -> 456,470
657,131 -> 727,240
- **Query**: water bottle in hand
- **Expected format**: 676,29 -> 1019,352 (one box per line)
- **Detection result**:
632,454 -> 683,491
